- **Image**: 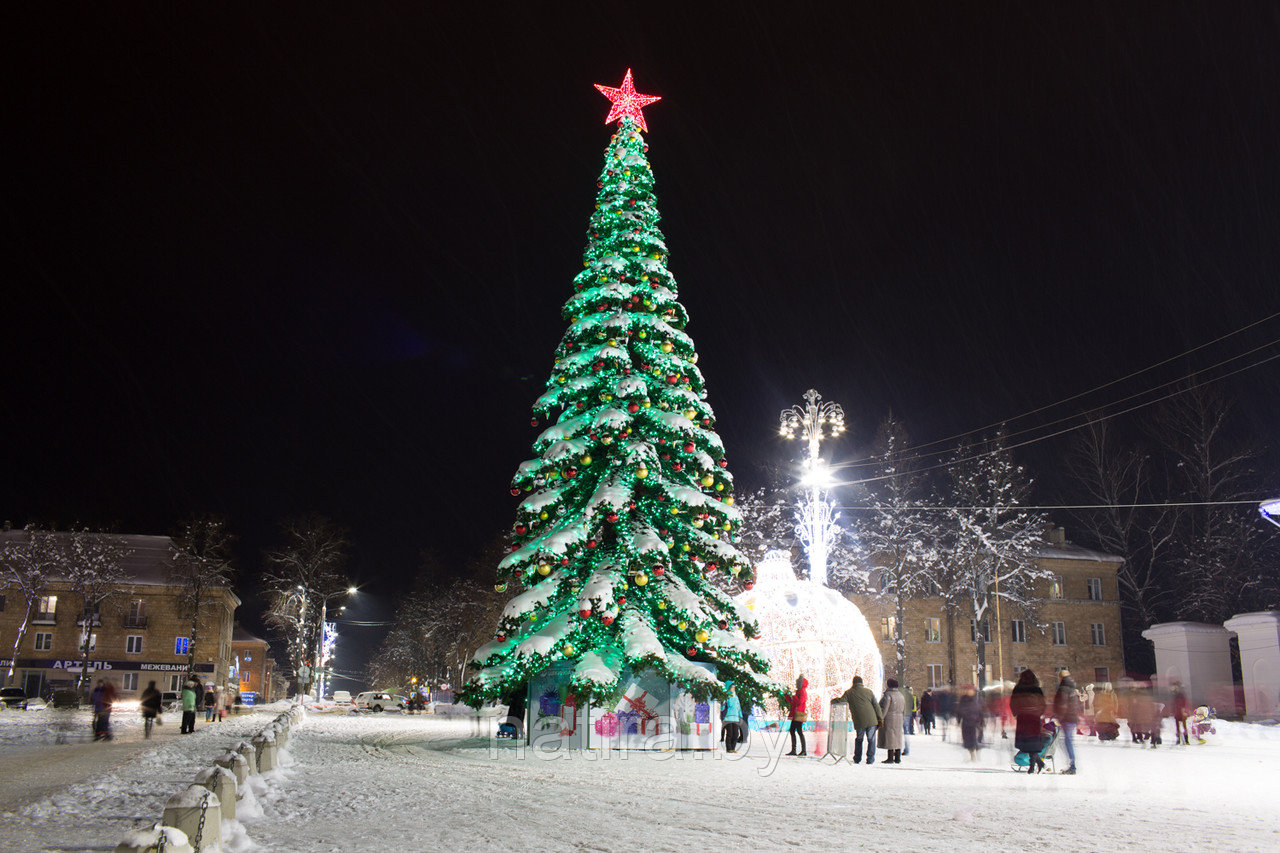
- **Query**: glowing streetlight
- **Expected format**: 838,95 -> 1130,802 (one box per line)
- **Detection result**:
780,389 -> 846,586
1261,498 -> 1280,530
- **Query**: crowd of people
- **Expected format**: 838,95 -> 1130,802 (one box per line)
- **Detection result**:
767,668 -> 1201,772
86,673 -> 234,741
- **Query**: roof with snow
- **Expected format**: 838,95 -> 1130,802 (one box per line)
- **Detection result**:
1034,540 -> 1124,564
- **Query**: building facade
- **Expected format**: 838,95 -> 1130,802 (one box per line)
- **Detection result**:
0,532 -> 240,699
231,624 -> 280,704
848,528 -> 1126,691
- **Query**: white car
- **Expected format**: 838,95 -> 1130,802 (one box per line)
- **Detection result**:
332,690 -> 352,705
355,691 -> 405,712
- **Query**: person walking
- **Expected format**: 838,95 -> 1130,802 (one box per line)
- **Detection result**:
900,683 -> 916,755
204,685 -> 217,722
1053,669 -> 1081,774
1093,683 -> 1119,740
180,677 -> 199,734
919,688 -> 937,735
1170,683 -> 1190,745
90,678 -> 117,741
954,684 -> 985,760
879,677 -> 906,763
722,682 -> 744,754
140,680 -> 162,738
1010,669 -> 1047,774
842,675 -> 883,765
786,674 -> 809,756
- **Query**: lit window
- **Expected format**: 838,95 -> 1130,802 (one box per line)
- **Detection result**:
1011,620 -> 1026,644
175,637 -> 190,656
880,616 -> 896,641
1087,578 -> 1102,601
80,633 -> 97,654
1051,622 -> 1066,645
1049,577 -> 1063,599
925,618 -> 941,643
1091,623 -> 1106,645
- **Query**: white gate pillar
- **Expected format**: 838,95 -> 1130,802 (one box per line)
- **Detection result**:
1223,611 -> 1280,721
1141,621 -> 1233,709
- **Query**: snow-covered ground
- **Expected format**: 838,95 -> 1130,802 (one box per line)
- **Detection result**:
1,706 -> 1277,852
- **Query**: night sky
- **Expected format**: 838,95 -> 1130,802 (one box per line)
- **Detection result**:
6,5 -> 1279,676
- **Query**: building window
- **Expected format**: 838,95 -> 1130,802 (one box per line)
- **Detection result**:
125,599 -> 147,629
126,635 -> 143,655
1049,577 -> 1063,599
1087,578 -> 1102,601
35,595 -> 57,622
122,673 -> 138,691
80,633 -> 97,654
1011,619 -> 1026,644
1051,621 -> 1066,645
880,616 -> 896,641
925,618 -> 941,643
169,674 -> 181,692
1091,623 -> 1106,645
0,593 -> 5,612
1013,665 -> 1028,678
174,637 -> 190,656
244,654 -> 252,662
970,619 -> 991,643
926,664 -> 943,688
1094,667 -> 1109,684
34,632 -> 53,651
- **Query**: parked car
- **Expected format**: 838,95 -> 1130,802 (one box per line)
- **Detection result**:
355,691 -> 406,712
0,687 -> 30,709
332,690 -> 353,705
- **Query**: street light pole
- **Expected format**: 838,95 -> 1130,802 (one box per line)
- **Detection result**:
313,587 -> 358,700
780,389 -> 846,587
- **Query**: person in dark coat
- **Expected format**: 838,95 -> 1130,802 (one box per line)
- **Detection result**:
90,679 -> 117,741
503,684 -> 527,738
919,689 -> 937,734
786,674 -> 809,756
842,675 -> 884,765
1010,669 -> 1047,774
954,684 -> 985,760
140,680 -> 162,739
1170,683 -> 1190,745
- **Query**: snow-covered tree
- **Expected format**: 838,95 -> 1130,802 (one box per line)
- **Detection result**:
64,529 -> 133,692
852,415 -> 942,681
940,428 -> 1049,689
263,515 -> 351,688
0,526 -> 67,686
461,81 -> 776,709
169,516 -> 236,674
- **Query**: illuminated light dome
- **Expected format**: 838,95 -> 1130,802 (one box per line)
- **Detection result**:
736,551 -> 883,751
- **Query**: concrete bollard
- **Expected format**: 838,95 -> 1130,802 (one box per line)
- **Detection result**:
213,750 -> 248,788
233,740 -> 259,775
115,823 -> 194,853
268,721 -> 289,748
194,766 -> 237,821
161,785 -> 222,852
252,732 -> 277,773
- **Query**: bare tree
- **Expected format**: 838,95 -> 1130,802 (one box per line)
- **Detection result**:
262,515 -> 351,691
64,529 -> 133,693
941,428 -> 1049,689
852,415 -> 943,681
1,526 -> 67,686
1068,421 -> 1178,665
169,516 -> 236,674
1149,384 -> 1276,623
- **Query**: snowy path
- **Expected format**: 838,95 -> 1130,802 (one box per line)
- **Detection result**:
2,709 -> 1278,851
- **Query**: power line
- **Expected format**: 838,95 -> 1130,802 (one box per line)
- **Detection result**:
839,309 -> 1280,470
835,347 -> 1280,485
837,499 -> 1265,512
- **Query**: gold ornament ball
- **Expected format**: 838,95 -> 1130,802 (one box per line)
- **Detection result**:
581,454 -> 593,465
694,629 -> 709,643
562,643 -> 576,656
658,601 -> 667,610
634,573 -> 648,586
700,475 -> 714,487
636,467 -> 649,479
537,564 -> 551,576
660,341 -> 674,353
677,620 -> 688,631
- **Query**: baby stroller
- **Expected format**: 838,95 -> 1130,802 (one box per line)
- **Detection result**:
1188,706 -> 1216,744
1094,720 -> 1120,741
1013,720 -> 1059,773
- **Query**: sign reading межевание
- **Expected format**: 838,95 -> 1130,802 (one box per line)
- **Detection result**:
12,658 -> 215,673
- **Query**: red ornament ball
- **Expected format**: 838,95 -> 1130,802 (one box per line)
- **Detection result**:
587,539 -> 598,549
579,608 -> 592,618
717,459 -> 728,468
686,646 -> 697,656
606,513 -> 619,523
653,566 -> 665,576
744,582 -> 755,590
683,442 -> 695,453
560,557 -> 570,565
628,403 -> 640,413
617,596 -> 627,605
531,418 -> 539,427
719,621 -> 728,629
496,634 -> 505,641
509,487 -> 521,496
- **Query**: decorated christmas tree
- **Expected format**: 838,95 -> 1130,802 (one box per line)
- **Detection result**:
461,71 -> 777,709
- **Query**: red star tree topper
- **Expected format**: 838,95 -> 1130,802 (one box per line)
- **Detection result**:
594,69 -> 661,132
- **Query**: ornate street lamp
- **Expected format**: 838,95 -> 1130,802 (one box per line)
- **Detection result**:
780,389 -> 846,586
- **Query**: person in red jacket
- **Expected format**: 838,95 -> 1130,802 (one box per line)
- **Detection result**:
786,674 -> 809,756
